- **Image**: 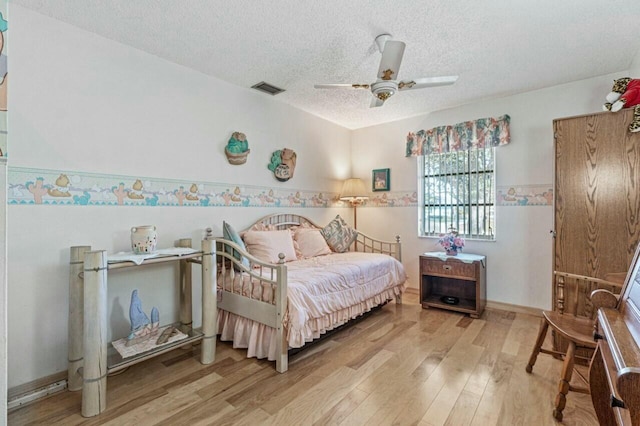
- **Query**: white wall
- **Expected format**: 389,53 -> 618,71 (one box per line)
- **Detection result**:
630,47 -> 640,76
7,6 -> 351,388
351,73 -> 626,310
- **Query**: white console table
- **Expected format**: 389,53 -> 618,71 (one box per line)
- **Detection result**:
68,238 -> 216,417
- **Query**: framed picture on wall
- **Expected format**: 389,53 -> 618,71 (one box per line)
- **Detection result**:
372,168 -> 390,192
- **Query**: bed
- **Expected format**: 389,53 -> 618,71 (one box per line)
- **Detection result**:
206,213 -> 407,372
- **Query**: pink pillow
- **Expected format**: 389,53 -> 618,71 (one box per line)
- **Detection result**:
242,230 -> 297,263
294,228 -> 332,258
239,223 -> 276,239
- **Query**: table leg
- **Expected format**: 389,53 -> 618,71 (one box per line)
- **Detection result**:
178,238 -> 193,328
200,239 -> 216,364
81,250 -> 108,417
68,246 -> 91,392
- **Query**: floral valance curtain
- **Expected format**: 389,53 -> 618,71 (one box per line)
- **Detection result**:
405,114 -> 510,157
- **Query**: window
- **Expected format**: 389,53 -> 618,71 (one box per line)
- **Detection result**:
419,148 -> 495,239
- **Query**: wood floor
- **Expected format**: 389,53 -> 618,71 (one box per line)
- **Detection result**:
8,293 -> 598,425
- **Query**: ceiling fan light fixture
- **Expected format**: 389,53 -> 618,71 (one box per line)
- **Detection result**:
371,80 -> 397,102
377,91 -> 393,101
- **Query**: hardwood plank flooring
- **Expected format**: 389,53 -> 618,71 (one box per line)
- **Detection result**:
8,293 -> 598,425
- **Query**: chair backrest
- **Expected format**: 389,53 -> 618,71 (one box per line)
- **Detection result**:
554,271 -> 623,318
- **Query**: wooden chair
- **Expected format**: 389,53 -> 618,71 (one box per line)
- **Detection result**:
525,271 -> 622,421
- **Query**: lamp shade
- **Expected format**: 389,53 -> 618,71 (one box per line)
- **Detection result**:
340,178 -> 369,201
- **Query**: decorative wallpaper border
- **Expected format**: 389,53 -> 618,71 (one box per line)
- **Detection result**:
6,166 -> 424,209
496,184 -> 553,206
7,167 -> 552,208
360,191 -> 418,207
7,167 -> 338,208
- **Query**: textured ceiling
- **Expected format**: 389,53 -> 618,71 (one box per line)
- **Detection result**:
13,0 -> 640,129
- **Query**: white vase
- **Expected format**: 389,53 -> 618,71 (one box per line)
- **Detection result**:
131,225 -> 157,254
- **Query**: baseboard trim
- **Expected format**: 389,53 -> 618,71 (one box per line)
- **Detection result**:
7,371 -> 67,411
486,300 -> 542,317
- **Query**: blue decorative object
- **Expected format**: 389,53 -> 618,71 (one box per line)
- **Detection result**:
126,290 -> 160,346
151,307 -> 159,325
129,290 -> 150,332
268,150 -> 282,172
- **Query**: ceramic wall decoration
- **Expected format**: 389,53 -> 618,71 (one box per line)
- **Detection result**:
225,131 -> 250,165
268,148 -> 297,182
131,225 -> 157,254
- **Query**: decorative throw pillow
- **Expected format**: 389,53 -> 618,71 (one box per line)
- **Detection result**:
294,227 -> 332,258
243,230 -> 298,263
320,215 -> 358,253
222,221 -> 250,269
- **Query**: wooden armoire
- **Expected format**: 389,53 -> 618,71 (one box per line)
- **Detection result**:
553,108 -> 640,317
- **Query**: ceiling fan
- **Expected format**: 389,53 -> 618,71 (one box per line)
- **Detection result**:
314,34 -> 458,108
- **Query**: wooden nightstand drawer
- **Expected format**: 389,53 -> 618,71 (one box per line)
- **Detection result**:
420,257 -> 476,280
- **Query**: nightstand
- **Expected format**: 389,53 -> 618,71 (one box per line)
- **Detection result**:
419,252 -> 486,318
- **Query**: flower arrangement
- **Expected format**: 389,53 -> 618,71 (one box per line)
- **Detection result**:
438,228 -> 465,255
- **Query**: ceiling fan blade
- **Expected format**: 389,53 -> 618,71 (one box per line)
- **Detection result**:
398,76 -> 458,90
370,96 -> 384,108
376,40 -> 405,81
314,83 -> 370,89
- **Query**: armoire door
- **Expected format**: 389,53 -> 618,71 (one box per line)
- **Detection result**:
554,108 -> 640,313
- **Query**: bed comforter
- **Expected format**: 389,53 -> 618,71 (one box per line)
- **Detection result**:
217,251 -> 407,360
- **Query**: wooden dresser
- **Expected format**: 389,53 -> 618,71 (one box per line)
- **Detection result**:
590,247 -> 640,425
